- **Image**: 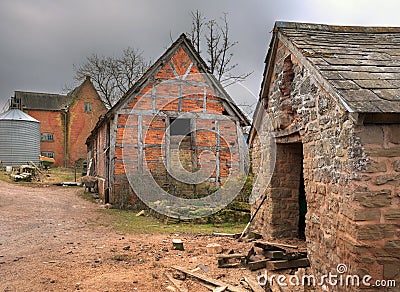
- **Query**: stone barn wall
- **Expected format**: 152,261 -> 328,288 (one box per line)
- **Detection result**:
251,39 -> 400,289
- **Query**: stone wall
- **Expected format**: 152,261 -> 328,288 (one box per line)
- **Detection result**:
251,38 -> 400,290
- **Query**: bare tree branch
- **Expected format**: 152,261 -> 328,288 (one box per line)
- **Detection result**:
73,49 -> 149,107
188,10 -> 252,87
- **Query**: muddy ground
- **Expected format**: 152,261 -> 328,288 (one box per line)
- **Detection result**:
0,180 -> 259,291
0,179 -> 310,292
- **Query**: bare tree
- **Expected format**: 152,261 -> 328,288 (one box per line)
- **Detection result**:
188,11 -> 252,87
74,48 -> 149,107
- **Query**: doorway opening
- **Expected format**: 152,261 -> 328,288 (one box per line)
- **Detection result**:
269,142 -> 306,240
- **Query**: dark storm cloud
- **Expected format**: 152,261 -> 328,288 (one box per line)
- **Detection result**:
1,0 -> 400,111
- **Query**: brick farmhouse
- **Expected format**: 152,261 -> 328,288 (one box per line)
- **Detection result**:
249,22 -> 400,289
10,77 -> 106,167
86,34 -> 249,210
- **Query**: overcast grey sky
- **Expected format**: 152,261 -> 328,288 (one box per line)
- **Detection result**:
1,0 -> 400,112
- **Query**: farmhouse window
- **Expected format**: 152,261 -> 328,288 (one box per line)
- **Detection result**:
41,151 -> 55,158
84,102 -> 92,113
41,133 -> 54,142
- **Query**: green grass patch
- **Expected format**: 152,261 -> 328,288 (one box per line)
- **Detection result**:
78,190 -> 98,203
45,167 -> 77,184
99,208 -> 246,235
0,171 -> 13,183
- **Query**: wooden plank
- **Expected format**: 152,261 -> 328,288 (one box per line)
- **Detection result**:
266,258 -> 310,271
137,115 -> 143,173
245,247 -> 255,264
243,277 -> 264,292
247,259 -> 269,271
236,121 -> 245,173
264,250 -> 284,260
212,232 -> 240,238
164,272 -> 188,292
217,254 -> 246,260
260,241 -> 298,249
218,262 -> 242,269
171,266 -> 246,292
215,120 -> 220,187
254,241 -> 285,252
283,251 -> 308,261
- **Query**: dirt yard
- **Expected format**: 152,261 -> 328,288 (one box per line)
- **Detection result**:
0,180 -> 275,291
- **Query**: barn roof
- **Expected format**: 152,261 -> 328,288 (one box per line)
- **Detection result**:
14,91 -> 73,111
274,21 -> 400,113
13,77 -> 96,111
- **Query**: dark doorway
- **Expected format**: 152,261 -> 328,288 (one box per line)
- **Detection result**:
268,142 -> 306,239
298,163 -> 306,240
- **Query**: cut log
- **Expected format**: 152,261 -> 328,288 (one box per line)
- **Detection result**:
206,243 -> 223,254
243,277 -> 264,292
171,266 -> 246,292
172,239 -> 184,251
266,258 -> 310,271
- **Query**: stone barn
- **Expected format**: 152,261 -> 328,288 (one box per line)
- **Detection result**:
249,22 -> 400,289
87,34 -> 249,211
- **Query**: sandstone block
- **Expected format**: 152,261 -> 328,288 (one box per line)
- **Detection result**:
375,174 -> 400,186
354,190 -> 392,208
393,160 -> 400,172
340,205 -> 381,221
355,224 -> 395,241
384,209 -> 400,220
363,160 -> 387,173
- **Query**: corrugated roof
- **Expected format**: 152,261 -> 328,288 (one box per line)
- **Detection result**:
14,91 -> 73,111
277,22 -> 400,113
0,109 -> 39,122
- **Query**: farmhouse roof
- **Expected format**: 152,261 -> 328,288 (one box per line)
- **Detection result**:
13,77 -> 98,111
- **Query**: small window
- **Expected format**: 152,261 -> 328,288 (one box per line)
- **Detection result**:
41,151 -> 54,158
41,133 -> 54,142
84,102 -> 92,113
170,118 -> 191,136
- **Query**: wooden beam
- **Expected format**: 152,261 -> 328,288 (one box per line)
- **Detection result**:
171,266 -> 246,292
215,120 -> 220,187
164,272 -> 188,292
243,277 -> 264,292
266,258 -> 310,271
255,241 -> 298,250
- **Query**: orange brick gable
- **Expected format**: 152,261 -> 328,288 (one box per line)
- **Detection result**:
86,34 -> 249,208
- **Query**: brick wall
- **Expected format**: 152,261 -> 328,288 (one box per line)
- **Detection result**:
68,79 -> 107,166
27,110 -> 65,167
251,39 -> 400,290
111,46 -> 240,208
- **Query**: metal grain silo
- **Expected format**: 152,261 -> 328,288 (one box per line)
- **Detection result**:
0,109 -> 40,167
